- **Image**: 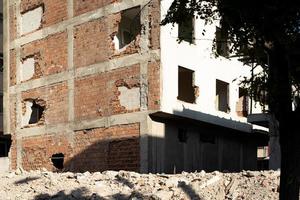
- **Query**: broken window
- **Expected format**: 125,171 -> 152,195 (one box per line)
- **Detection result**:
115,6 -> 141,49
215,26 -> 229,57
216,79 -> 230,113
236,88 -> 249,117
178,15 -> 194,43
29,101 -> 44,124
178,128 -> 188,143
178,66 -> 196,103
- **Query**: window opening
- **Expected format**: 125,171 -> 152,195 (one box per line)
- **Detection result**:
29,101 -> 44,124
216,79 -> 230,112
115,6 -> 141,49
178,15 -> 194,43
178,66 -> 196,103
236,87 -> 249,117
215,26 -> 229,57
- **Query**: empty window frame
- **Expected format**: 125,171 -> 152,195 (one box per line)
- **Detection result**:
236,87 -> 249,117
116,6 -> 141,49
216,79 -> 230,113
215,26 -> 229,57
178,66 -> 196,103
178,16 -> 194,43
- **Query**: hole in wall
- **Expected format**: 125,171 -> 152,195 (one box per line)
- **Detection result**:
29,101 -> 44,124
114,6 -> 141,50
22,99 -> 46,127
51,153 -> 64,170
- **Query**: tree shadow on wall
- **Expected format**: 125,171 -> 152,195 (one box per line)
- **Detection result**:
62,136 -> 140,173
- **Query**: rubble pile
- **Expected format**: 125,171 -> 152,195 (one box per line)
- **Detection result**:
0,169 -> 280,200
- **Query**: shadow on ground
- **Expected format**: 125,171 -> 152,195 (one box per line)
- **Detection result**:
33,175 -> 203,200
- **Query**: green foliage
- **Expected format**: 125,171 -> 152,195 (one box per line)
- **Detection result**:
161,0 -> 300,107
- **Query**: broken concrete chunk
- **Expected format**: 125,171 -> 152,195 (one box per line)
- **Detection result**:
21,6 -> 43,35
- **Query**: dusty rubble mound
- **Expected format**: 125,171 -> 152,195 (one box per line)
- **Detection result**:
0,169 -> 280,200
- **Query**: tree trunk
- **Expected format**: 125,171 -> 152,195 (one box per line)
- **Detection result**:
268,44 -> 300,200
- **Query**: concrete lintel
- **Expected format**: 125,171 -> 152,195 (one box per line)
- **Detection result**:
10,71 -> 70,94
16,126 -> 47,139
72,111 -> 149,131
9,51 -> 159,94
10,0 -> 147,49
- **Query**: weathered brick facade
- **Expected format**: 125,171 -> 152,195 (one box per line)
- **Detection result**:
5,0 -> 161,172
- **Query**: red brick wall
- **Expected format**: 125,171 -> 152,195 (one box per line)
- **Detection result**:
9,50 -> 16,86
8,0 -> 161,172
20,31 -> 68,80
74,0 -> 118,16
74,64 -> 140,121
70,123 -> 140,172
9,95 -> 17,134
73,14 -> 121,68
9,135 -> 17,170
9,5 -> 17,42
148,61 -> 161,110
22,134 -> 72,171
21,82 -> 68,125
21,123 -> 140,172
20,0 -> 68,30
149,0 -> 160,50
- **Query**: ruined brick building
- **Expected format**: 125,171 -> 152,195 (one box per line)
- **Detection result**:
3,0 -> 268,173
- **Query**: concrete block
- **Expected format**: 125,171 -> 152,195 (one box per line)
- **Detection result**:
21,57 -> 35,81
118,86 -> 140,110
21,6 -> 43,35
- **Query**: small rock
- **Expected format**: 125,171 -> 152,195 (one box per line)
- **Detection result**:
155,190 -> 173,199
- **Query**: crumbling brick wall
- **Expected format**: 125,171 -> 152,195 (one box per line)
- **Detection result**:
21,82 -> 68,125
22,134 -> 72,171
74,0 -> 119,16
74,64 -> 141,120
20,0 -> 67,30
7,0 -> 161,172
9,50 -> 16,86
21,123 -> 140,172
20,31 -> 68,80
9,5 -> 17,42
148,0 -> 161,50
70,123 -> 140,172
